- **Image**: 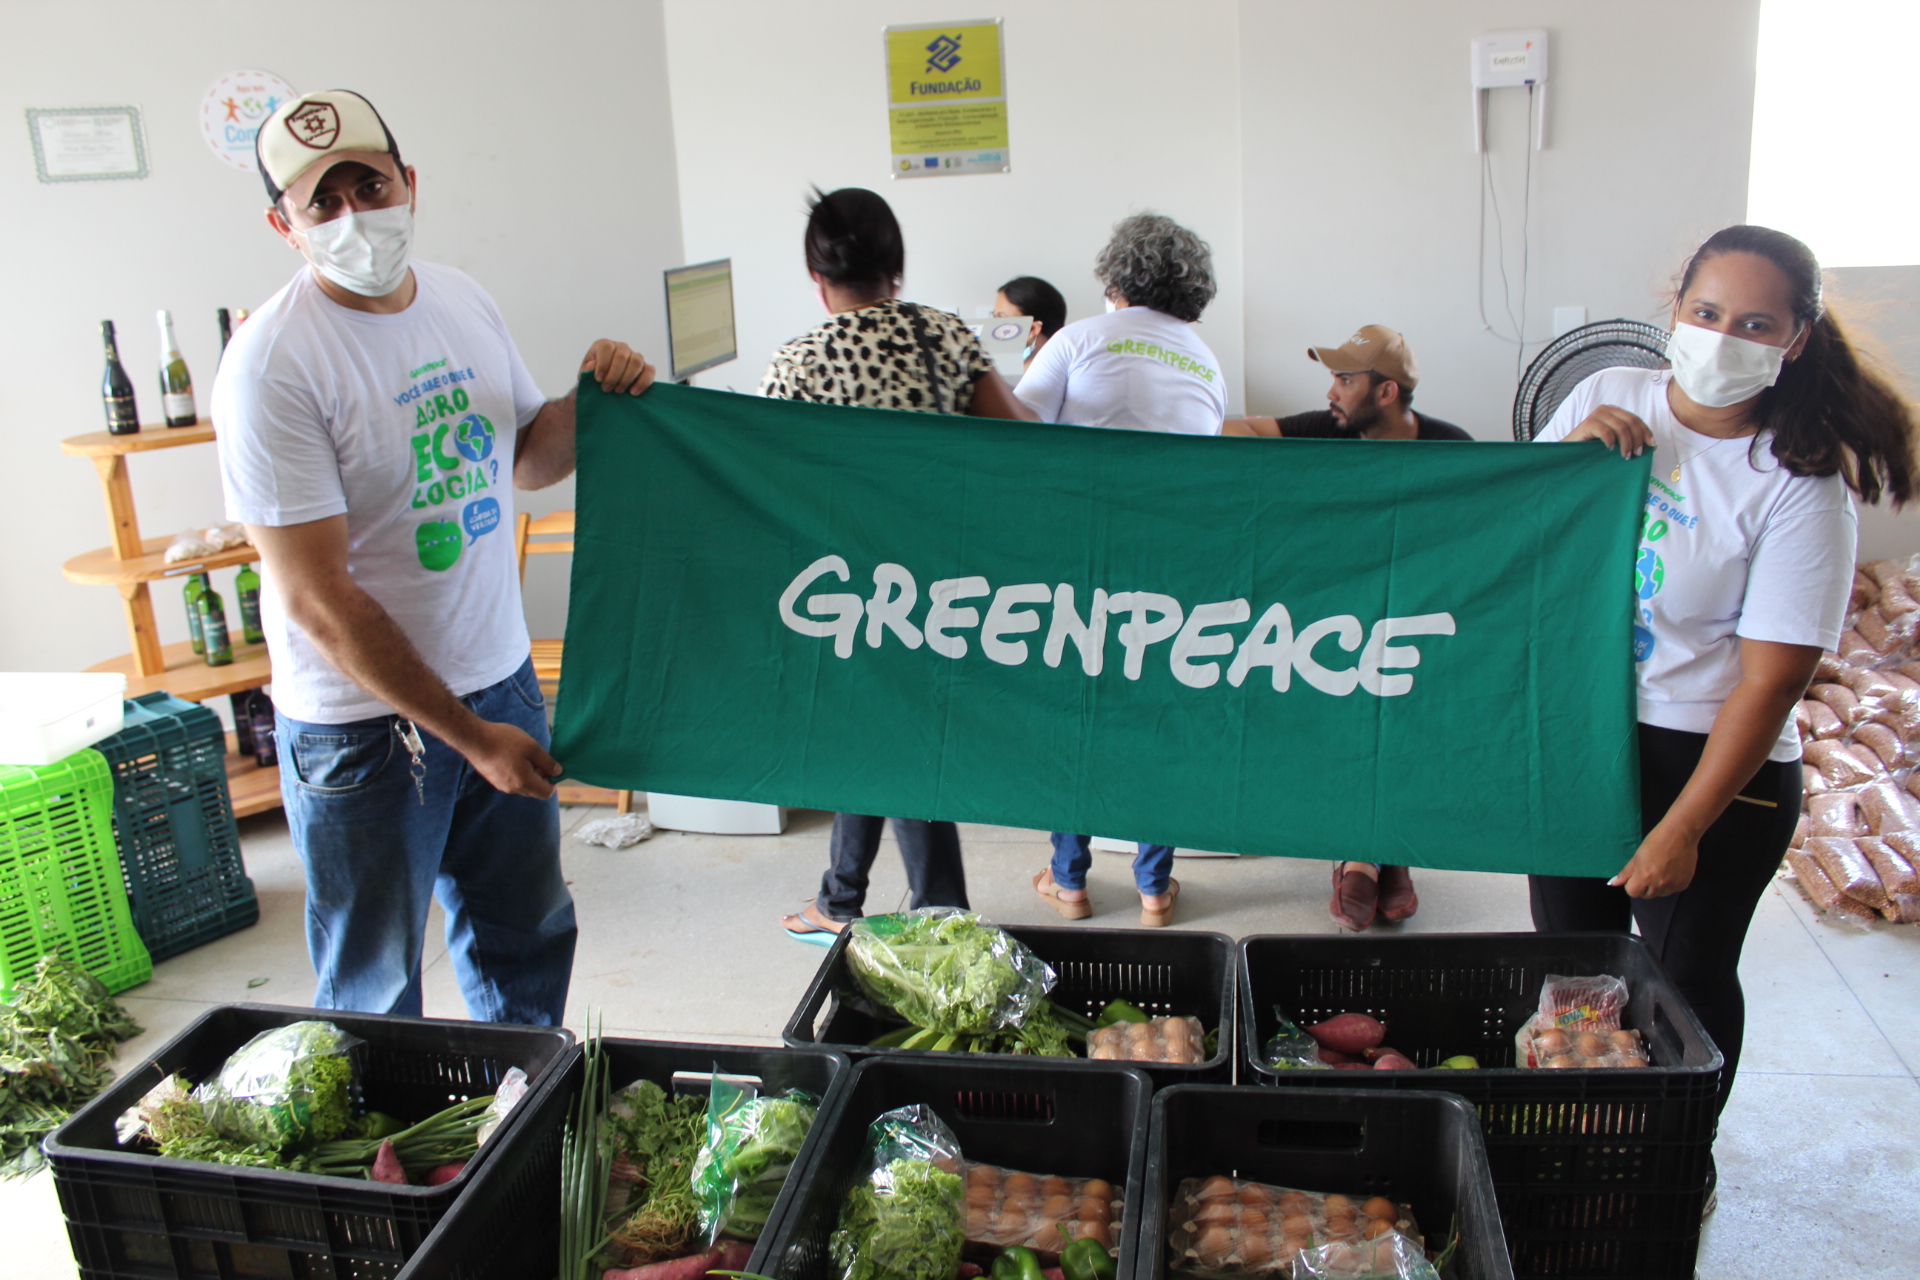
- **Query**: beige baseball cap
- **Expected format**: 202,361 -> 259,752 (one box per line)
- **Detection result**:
255,90 -> 400,206
1309,324 -> 1419,389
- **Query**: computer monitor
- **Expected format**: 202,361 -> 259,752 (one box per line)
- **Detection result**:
663,258 -> 737,381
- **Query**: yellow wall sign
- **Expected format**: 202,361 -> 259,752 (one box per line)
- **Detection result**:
884,19 -> 1009,178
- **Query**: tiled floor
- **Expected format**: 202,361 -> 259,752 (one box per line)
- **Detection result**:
5,804 -> 1915,1277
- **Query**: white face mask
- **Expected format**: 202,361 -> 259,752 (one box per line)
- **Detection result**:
297,204 -> 414,297
1665,320 -> 1790,409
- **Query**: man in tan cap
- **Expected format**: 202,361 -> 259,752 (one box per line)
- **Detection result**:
213,89 -> 655,1023
1227,325 -> 1472,442
1226,326 -> 1474,929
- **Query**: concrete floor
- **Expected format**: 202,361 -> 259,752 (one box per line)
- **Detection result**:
3,803 -> 1914,1278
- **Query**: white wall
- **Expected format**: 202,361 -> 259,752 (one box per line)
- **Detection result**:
661,0 -> 1245,410
0,0 -> 683,672
1238,1 -> 1762,437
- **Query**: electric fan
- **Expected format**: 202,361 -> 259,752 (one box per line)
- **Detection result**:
1511,318 -> 1670,440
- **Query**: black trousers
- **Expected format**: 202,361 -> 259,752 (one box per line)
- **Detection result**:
1528,723 -> 1800,1121
816,815 -> 969,921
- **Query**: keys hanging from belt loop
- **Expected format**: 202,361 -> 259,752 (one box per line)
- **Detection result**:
396,720 -> 428,806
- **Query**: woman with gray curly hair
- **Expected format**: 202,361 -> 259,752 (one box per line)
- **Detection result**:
1015,212 -> 1226,440
1020,214 -> 1225,930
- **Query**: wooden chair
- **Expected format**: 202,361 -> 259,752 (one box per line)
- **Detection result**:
515,509 -> 631,813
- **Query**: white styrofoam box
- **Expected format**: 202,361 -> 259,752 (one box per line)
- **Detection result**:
0,673 -> 129,766
1092,835 -> 1239,858
644,792 -> 787,835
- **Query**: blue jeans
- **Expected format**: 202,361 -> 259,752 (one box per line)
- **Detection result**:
818,815 -> 968,921
277,658 -> 576,1024
1049,833 -> 1175,896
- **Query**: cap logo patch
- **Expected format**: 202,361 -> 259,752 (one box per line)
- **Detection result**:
1349,334 -> 1370,345
286,102 -> 340,150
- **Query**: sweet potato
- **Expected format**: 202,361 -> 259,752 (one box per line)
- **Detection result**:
370,1138 -> 408,1185
1858,837 -> 1920,897
1855,723 -> 1911,772
1305,1014 -> 1386,1055
1372,1054 -> 1417,1071
1809,791 -> 1868,838
424,1161 -> 466,1186
1807,836 -> 1889,908
1811,683 -> 1864,725
1316,1045 -> 1354,1066
1805,740 -> 1878,787
605,1242 -> 754,1280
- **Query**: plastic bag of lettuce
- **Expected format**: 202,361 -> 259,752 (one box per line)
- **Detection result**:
829,1104 -> 965,1280
189,1020 -> 361,1148
846,909 -> 1055,1040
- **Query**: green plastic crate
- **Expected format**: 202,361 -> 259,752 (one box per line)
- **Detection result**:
0,749 -> 152,1000
94,692 -> 257,961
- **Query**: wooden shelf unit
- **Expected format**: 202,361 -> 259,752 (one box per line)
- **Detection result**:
63,419 -> 281,816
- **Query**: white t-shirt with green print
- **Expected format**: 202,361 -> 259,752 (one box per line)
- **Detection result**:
214,262 -> 545,724
1539,367 -> 1856,762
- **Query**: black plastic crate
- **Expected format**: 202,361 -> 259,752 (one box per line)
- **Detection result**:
46,1003 -> 573,1279
395,1039 -> 851,1280
761,1054 -> 1152,1280
93,692 -> 258,961
1136,1085 -> 1514,1280
784,923 -> 1235,1083
1237,933 -> 1721,1279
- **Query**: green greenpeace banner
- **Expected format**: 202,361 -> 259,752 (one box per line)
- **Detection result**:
553,381 -> 1650,878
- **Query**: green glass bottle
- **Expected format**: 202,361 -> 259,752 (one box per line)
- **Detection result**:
198,576 -> 232,667
156,310 -> 196,427
184,573 -> 206,655
235,563 -> 265,645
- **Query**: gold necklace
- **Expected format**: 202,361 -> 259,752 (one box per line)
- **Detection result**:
1667,429 -> 1738,484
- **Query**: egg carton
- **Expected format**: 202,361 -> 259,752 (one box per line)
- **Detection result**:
962,1160 -> 1123,1257
1084,1015 -> 1206,1065
1166,1176 -> 1422,1278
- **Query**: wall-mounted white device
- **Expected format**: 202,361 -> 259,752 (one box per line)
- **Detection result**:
1471,29 -> 1549,152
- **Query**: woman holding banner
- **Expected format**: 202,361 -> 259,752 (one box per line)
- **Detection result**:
1532,225 -> 1917,1200
766,186 -> 1035,944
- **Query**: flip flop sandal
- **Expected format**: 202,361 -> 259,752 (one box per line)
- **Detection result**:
1033,869 -> 1093,920
782,911 -> 845,947
1140,879 -> 1181,928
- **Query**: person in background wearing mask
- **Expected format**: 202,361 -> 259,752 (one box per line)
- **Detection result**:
1015,214 -> 1226,438
1225,325 -> 1472,441
1021,214 -> 1222,928
767,187 -> 1035,946
992,276 -> 1067,371
1535,225 -> 1917,1208
1223,326 -> 1467,931
213,91 -> 656,1023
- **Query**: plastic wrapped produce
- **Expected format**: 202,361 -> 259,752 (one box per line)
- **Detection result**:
1854,723 -> 1911,772
1806,740 -> 1879,787
1164,1177 -> 1426,1279
1802,699 -> 1846,740
1514,974 -> 1648,1069
962,1162 -> 1123,1255
1836,665 -> 1902,702
1792,814 -> 1809,849
845,910 -> 1055,1037
1805,837 -> 1888,909
1858,780 -> 1918,835
829,1105 -> 965,1280
1811,682 -> 1865,725
1292,1231 -> 1443,1280
1084,1016 -> 1206,1065
1839,630 -> 1878,664
692,1077 -> 818,1244
1857,836 -> 1920,897
1809,791 -> 1869,839
189,1021 -> 359,1149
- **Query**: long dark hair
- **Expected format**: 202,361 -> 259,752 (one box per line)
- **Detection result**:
1678,225 -> 1918,505
804,187 -> 903,294
998,276 -> 1067,337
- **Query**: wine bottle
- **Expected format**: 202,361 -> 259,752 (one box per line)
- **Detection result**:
230,692 -> 255,757
101,321 -> 139,435
183,573 -> 206,655
156,309 -> 196,427
235,563 -> 265,645
198,575 -> 233,667
247,690 -> 279,768
217,308 -> 233,358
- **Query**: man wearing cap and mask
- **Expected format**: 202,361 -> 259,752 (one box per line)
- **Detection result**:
213,90 -> 655,1024
1226,326 -> 1473,930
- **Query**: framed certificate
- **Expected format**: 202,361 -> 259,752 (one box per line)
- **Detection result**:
27,106 -> 148,183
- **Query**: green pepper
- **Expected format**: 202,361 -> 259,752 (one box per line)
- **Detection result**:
358,1111 -> 405,1140
1060,1237 -> 1117,1280
992,1245 -> 1046,1280
1094,999 -> 1149,1027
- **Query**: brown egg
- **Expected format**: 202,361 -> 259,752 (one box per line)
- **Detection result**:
1004,1172 -> 1039,1199
1236,1182 -> 1274,1208
1040,1176 -> 1070,1199
1534,1029 -> 1571,1055
1581,1056 -> 1611,1068
1619,1055 -> 1649,1069
1608,1029 -> 1640,1054
966,1183 -> 998,1209
1087,1043 -> 1117,1061
1194,1199 -> 1239,1226
1031,1223 -> 1067,1253
1237,1206 -> 1269,1235
1545,1054 -> 1581,1069
1362,1197 -> 1398,1222
967,1204 -> 991,1235
1040,1194 -> 1075,1222
1280,1212 -> 1314,1237
1078,1197 -> 1111,1225
1193,1225 -> 1235,1267
1282,1232 -> 1315,1259
1077,1220 -> 1113,1249
968,1164 -> 1001,1189
1573,1032 -> 1606,1058
1322,1194 -> 1354,1215
1197,1176 -> 1239,1201
1081,1178 -> 1114,1203
1277,1191 -> 1312,1216
1365,1218 -> 1397,1240
1239,1235 -> 1276,1267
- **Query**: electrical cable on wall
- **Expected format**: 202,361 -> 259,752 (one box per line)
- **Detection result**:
1477,83 -> 1549,381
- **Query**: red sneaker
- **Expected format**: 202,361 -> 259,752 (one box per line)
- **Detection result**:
1329,863 -> 1377,931
1377,864 -> 1419,923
